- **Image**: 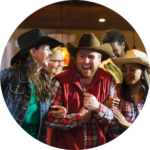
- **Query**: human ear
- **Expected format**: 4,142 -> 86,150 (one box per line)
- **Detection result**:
98,57 -> 101,65
122,41 -> 125,49
30,48 -> 36,57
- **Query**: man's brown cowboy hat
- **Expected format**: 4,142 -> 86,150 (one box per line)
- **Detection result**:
67,33 -> 113,61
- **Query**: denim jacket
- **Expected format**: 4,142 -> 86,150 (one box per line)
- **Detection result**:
0,64 -> 51,143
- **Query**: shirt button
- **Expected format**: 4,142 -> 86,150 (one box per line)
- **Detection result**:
42,109 -> 44,111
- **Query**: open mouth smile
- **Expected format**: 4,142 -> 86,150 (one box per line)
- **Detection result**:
82,66 -> 92,70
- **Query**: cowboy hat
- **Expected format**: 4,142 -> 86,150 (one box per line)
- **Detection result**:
11,28 -> 64,65
112,50 -> 149,68
67,33 -> 113,61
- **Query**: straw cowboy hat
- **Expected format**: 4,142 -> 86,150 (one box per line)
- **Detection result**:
11,29 -> 64,65
67,33 -> 113,61
113,50 -> 149,68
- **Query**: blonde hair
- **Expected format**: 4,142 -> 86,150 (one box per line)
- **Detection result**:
49,46 -> 62,59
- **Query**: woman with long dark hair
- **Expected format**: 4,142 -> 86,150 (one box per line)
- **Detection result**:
0,29 -> 66,143
106,50 -> 149,142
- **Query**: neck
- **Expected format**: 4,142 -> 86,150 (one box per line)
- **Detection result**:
129,80 -> 142,94
80,77 -> 93,85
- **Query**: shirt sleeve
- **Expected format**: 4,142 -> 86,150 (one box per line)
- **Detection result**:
93,76 -> 118,126
45,78 -> 82,130
106,75 -> 117,99
0,68 -> 10,94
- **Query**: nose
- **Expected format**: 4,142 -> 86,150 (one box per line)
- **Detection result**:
57,61 -> 61,67
111,52 -> 117,58
123,69 -> 130,76
48,50 -> 52,56
84,57 -> 90,64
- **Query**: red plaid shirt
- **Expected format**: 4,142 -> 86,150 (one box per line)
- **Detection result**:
107,84 -> 147,140
45,75 -> 117,149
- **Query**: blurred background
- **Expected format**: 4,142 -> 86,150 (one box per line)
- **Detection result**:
1,0 -> 146,70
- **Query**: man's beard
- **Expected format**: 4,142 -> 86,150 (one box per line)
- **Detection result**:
76,64 -> 98,79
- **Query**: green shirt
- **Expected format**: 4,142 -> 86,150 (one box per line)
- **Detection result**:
24,82 -> 40,125
20,82 -> 40,150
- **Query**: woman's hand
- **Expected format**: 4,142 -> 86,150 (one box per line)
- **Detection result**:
50,105 -> 67,119
112,107 -> 131,128
103,97 -> 120,109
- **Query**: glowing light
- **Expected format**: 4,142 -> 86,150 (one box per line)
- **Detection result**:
61,47 -> 70,67
99,18 -> 105,22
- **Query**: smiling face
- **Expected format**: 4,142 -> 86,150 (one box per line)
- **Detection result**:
46,49 -> 64,78
75,49 -> 101,79
122,63 -> 144,86
30,44 -> 52,69
110,41 -> 125,59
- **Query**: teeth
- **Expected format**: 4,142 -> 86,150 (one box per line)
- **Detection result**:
83,66 -> 91,69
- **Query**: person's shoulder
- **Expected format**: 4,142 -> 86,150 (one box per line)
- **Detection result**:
98,67 -> 112,77
0,68 -> 9,74
55,69 -> 70,77
55,67 -> 73,78
0,66 -> 17,76
117,83 -> 122,100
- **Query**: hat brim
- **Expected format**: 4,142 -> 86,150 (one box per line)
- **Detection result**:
67,42 -> 113,61
112,57 -> 149,68
11,36 -> 64,65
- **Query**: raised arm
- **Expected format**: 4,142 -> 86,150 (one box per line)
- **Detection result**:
83,76 -> 118,126
45,79 -> 90,130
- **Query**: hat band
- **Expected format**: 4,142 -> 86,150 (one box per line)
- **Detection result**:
78,46 -> 96,48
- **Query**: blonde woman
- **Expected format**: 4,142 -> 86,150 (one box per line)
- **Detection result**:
46,47 -> 64,79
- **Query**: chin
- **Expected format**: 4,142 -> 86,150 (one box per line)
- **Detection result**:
125,82 -> 134,86
44,62 -> 49,67
80,73 -> 94,78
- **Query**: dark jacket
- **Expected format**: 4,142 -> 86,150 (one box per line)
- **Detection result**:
0,64 -> 51,143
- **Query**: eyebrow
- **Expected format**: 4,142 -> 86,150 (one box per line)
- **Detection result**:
79,52 -> 85,55
113,49 -> 118,51
123,67 -> 135,69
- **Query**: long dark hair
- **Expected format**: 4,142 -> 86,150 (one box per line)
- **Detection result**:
13,48 -> 54,103
120,65 -> 149,102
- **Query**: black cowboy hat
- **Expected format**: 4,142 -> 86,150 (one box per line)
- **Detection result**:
11,28 -> 64,65
67,33 -> 113,61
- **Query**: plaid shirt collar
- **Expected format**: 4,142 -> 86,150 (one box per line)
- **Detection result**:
71,65 -> 104,93
129,84 -> 146,103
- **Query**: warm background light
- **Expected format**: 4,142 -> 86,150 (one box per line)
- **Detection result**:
61,47 -> 70,67
99,18 -> 105,22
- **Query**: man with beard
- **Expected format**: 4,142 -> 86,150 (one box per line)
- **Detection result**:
45,33 -> 117,149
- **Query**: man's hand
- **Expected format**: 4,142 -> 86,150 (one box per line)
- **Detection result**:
79,106 -> 91,123
103,97 -> 120,109
112,107 -> 131,128
50,105 -> 67,119
83,93 -> 100,112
